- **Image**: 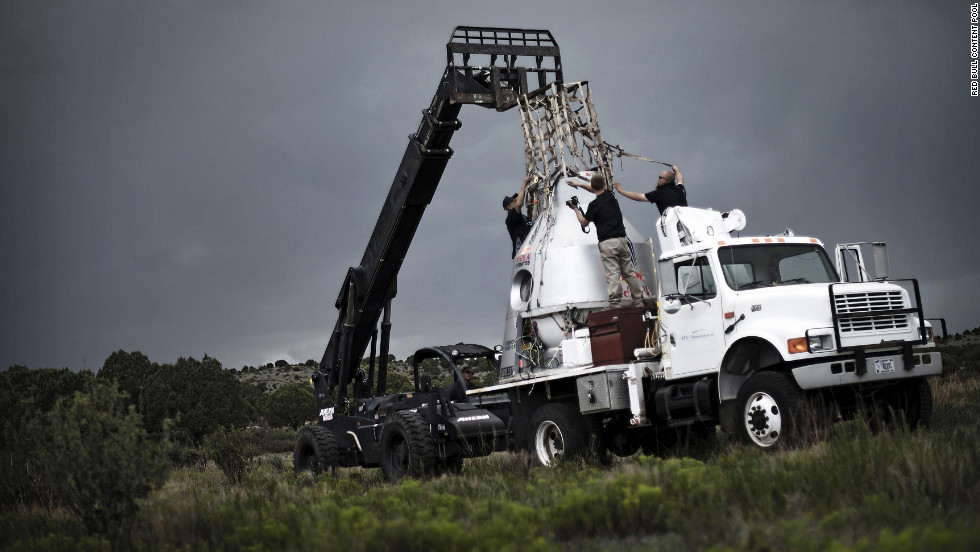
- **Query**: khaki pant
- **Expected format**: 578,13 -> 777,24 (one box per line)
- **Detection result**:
598,237 -> 644,307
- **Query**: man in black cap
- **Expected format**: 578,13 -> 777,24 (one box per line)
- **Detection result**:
615,164 -> 687,215
504,176 -> 532,258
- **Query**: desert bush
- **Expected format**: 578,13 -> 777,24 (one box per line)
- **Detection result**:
1,366 -> 96,438
263,383 -> 314,429
202,427 -> 256,484
28,383 -> 169,536
1,367 -> 97,510
142,355 -> 252,443
163,438 -> 204,468
247,426 -> 296,454
96,350 -> 156,413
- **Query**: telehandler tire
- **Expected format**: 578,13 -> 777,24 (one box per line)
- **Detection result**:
293,425 -> 339,475
380,410 -> 437,482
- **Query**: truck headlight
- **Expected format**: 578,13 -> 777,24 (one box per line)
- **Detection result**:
919,326 -> 934,342
805,331 -> 835,353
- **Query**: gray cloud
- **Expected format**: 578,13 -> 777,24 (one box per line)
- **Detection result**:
2,1 -> 977,371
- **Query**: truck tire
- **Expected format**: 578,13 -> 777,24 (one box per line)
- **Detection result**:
735,372 -> 805,449
380,411 -> 436,482
531,403 -> 589,466
873,378 -> 933,430
901,378 -> 933,429
293,425 -> 339,475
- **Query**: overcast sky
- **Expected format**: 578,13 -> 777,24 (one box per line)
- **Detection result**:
2,1 -> 977,372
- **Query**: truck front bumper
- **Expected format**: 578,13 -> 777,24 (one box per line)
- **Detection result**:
791,350 -> 941,390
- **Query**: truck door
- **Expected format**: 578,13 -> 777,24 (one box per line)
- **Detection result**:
658,253 -> 726,378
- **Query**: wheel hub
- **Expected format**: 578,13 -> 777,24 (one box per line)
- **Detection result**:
744,392 -> 782,447
535,421 -> 565,466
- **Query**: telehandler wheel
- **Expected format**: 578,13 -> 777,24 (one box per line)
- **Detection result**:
735,372 -> 805,449
293,425 -> 339,475
380,411 -> 437,482
531,403 -> 588,467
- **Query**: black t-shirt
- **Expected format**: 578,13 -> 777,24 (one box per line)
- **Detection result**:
506,209 -> 531,257
583,191 -> 627,242
644,183 -> 687,214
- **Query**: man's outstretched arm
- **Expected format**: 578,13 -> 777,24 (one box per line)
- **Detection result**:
614,181 -> 649,202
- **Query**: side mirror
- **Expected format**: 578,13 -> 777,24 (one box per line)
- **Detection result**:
657,259 -> 677,295
872,243 -> 890,280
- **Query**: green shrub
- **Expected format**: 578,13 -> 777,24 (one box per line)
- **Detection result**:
96,350 -> 156,413
202,427 -> 256,484
263,383 -> 314,430
142,355 -> 252,443
28,383 -> 169,536
247,426 -> 296,454
164,439 -> 204,468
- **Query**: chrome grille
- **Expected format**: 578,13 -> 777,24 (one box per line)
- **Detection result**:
834,290 -> 909,333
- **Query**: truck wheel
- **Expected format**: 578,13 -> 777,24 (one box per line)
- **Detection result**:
901,378 -> 933,429
874,378 -> 933,430
735,372 -> 805,449
606,432 -> 640,458
293,425 -> 338,475
380,411 -> 436,482
531,403 -> 588,467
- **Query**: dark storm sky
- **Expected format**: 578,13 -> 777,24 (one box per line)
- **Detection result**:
2,1 -> 977,371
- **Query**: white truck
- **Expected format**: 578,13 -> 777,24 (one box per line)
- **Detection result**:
470,195 -> 942,464
294,27 -> 942,478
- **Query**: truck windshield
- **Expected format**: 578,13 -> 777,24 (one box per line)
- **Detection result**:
718,244 -> 838,290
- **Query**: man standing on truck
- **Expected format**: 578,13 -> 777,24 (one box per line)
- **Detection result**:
615,164 -> 687,215
504,175 -> 533,258
568,174 -> 644,308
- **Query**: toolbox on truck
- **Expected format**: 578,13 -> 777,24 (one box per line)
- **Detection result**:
576,370 -> 630,413
587,307 -> 649,367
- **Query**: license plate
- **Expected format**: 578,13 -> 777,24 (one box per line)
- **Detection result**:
874,358 -> 896,375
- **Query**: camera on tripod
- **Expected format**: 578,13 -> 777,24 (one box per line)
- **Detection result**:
565,196 -> 580,208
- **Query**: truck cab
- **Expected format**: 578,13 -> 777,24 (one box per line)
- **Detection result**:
650,207 -> 941,446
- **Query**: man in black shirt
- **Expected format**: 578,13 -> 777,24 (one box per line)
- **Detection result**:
615,164 -> 687,215
568,174 -> 644,308
504,176 -> 532,258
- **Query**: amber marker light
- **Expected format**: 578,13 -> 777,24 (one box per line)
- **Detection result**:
787,338 -> 808,354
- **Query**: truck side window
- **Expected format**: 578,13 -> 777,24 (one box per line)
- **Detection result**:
675,255 -> 716,300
